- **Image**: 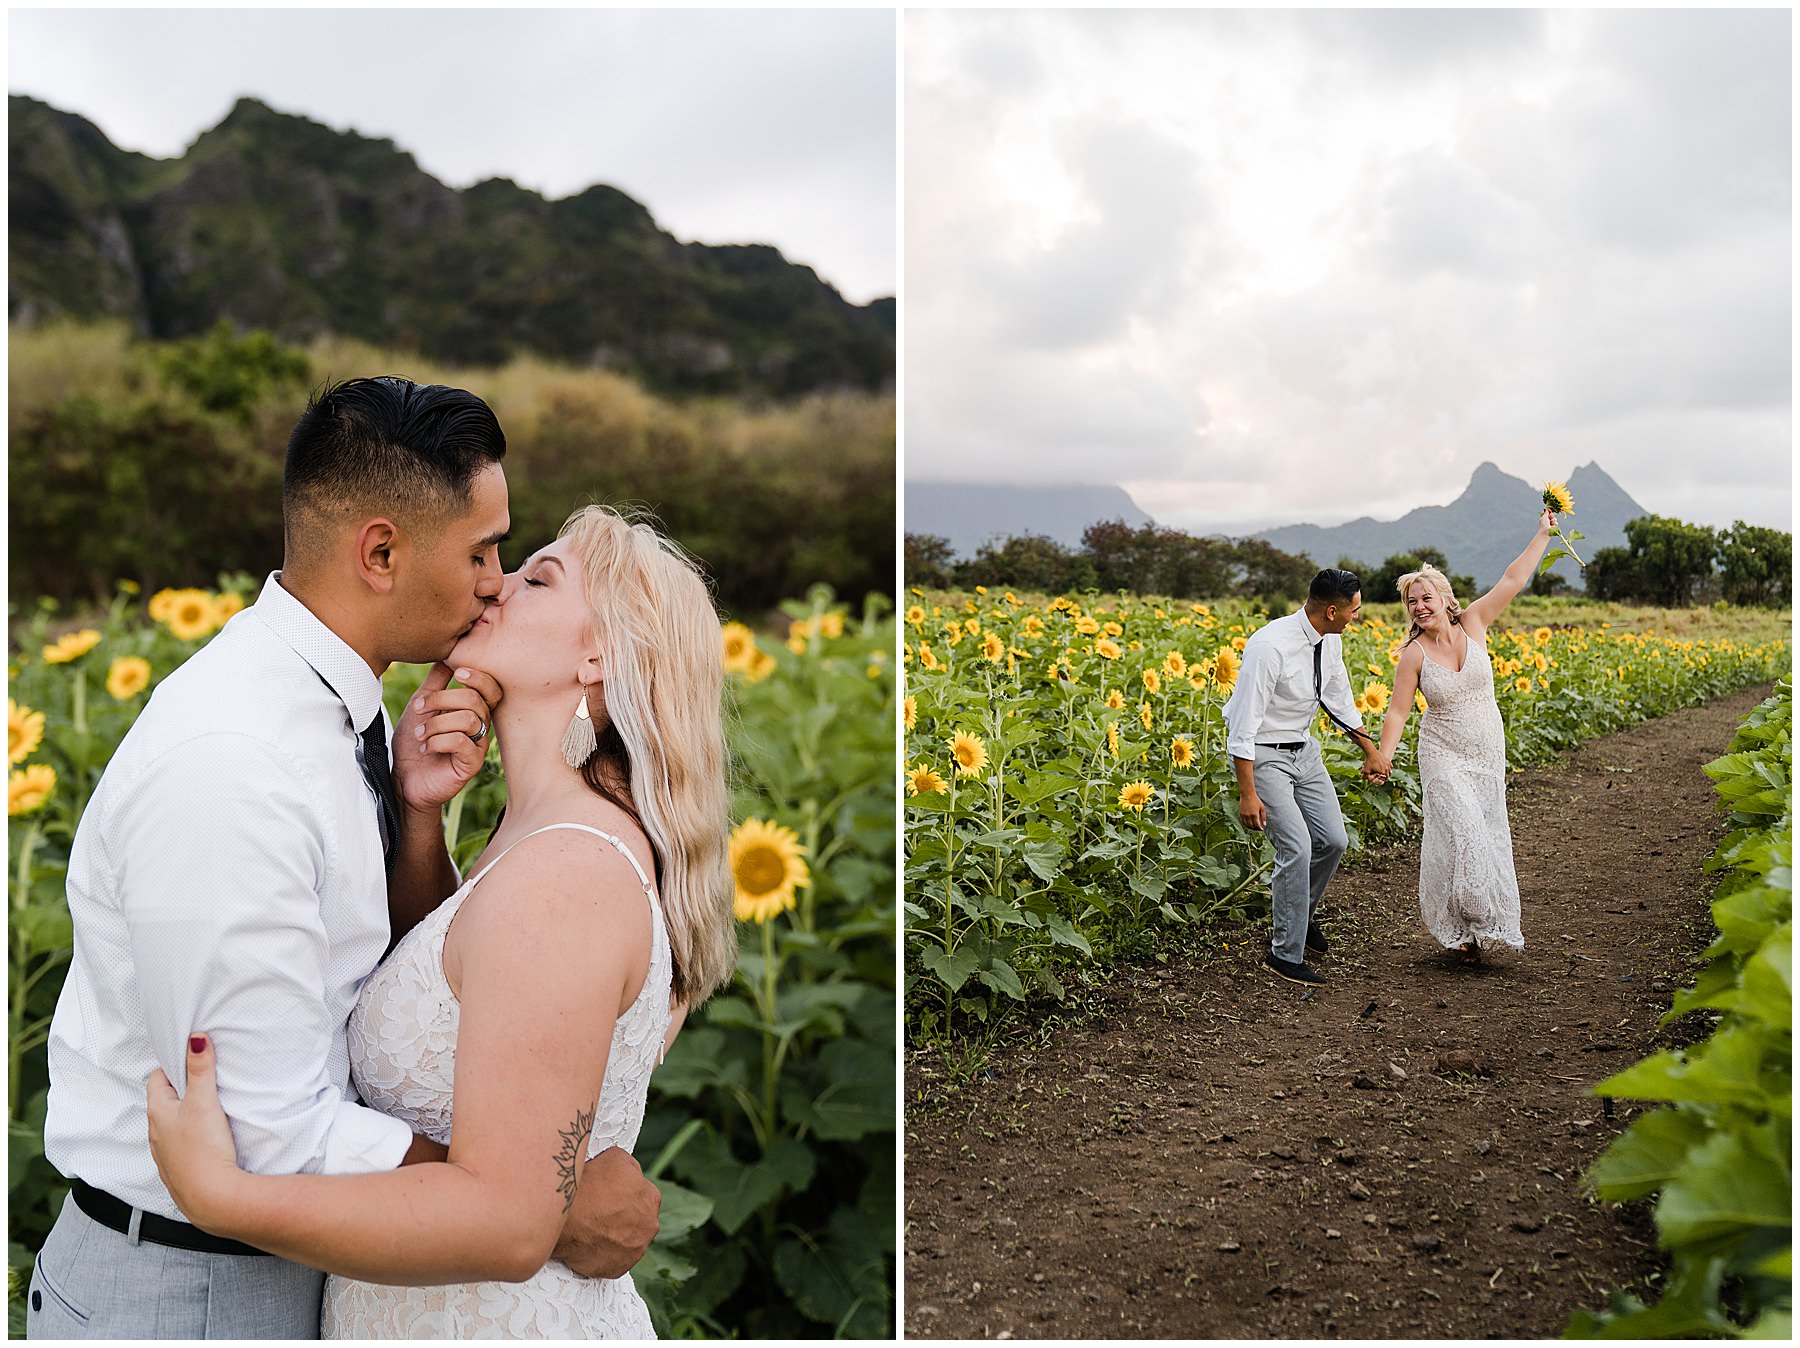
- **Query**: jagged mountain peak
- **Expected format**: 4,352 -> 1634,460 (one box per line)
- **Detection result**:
9,94 -> 894,398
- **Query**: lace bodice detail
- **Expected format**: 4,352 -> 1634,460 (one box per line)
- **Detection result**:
1415,632 -> 1523,950
322,823 -> 670,1339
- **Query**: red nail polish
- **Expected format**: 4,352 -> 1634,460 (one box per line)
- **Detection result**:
190,1035 -> 207,1054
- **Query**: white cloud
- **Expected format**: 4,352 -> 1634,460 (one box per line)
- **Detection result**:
905,8 -> 1791,532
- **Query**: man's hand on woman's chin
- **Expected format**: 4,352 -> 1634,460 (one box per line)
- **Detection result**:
553,1146 -> 661,1280
393,663 -> 503,811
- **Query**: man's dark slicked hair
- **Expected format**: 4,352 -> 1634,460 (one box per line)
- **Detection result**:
283,376 -> 505,549
1309,568 -> 1361,604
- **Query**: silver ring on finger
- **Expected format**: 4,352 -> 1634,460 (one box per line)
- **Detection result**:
468,719 -> 488,744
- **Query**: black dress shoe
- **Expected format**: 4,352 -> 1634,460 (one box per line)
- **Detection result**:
1263,952 -> 1326,986
1305,921 -> 1329,955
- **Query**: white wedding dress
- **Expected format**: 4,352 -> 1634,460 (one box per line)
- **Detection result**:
1415,632 -> 1525,951
323,823 -> 670,1339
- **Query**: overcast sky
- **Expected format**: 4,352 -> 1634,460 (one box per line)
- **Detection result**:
906,9 -> 1791,533
9,7 -> 895,304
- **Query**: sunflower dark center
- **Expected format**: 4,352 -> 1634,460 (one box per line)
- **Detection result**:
738,847 -> 787,896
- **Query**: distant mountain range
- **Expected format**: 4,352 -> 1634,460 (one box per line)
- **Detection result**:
907,462 -> 1649,590
1254,462 -> 1645,590
8,94 -> 894,398
905,482 -> 1152,556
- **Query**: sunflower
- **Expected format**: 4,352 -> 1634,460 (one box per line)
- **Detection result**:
903,695 -> 917,731
1214,647 -> 1241,688
744,648 -> 778,683
1104,689 -> 1125,710
1514,676 -> 1533,693
1415,690 -> 1429,713
720,621 -> 757,672
729,818 -> 810,923
907,763 -> 949,796
1164,650 -> 1187,677
1189,603 -> 1211,617
820,612 -> 845,639
949,729 -> 988,776
919,643 -> 940,671
1171,737 -> 1195,767
1106,721 -> 1120,759
905,605 -> 926,626
148,589 -> 181,622
1542,480 -> 1575,515
964,617 -> 981,635
981,633 -> 1004,662
1076,616 -> 1100,635
1533,627 -> 1552,647
1022,615 -> 1046,637
9,764 -> 57,816
1117,780 -> 1155,811
213,592 -> 247,626
1362,680 -> 1391,713
1139,701 -> 1154,730
9,700 -> 46,765
106,656 -> 152,701
1095,638 -> 1122,660
164,591 -> 217,641
42,629 -> 102,664
1103,622 -> 1124,638
1367,662 -> 1384,677
1142,668 -> 1161,694
1232,636 -> 1247,653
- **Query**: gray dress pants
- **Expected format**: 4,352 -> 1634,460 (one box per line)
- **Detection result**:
26,1193 -> 324,1339
1253,740 -> 1349,964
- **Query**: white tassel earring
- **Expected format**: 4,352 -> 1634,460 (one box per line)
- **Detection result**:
561,687 -> 598,767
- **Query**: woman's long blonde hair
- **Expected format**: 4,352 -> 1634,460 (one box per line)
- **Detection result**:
1397,563 -> 1463,648
561,504 -> 736,1004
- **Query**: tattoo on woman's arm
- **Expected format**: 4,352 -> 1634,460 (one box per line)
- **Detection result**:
553,1105 -> 596,1213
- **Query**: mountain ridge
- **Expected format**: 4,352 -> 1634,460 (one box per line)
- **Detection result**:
1253,460 -> 1646,590
8,94 -> 893,397
907,462 -> 1649,590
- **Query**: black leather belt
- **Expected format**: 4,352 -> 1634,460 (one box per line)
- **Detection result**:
70,1179 -> 270,1257
1261,742 -> 1306,751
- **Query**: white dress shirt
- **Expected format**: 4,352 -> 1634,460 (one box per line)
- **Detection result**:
45,573 -> 413,1220
1222,609 -> 1366,763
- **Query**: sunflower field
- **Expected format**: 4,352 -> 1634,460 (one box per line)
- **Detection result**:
901,588 -> 1790,1042
9,582 -> 896,1338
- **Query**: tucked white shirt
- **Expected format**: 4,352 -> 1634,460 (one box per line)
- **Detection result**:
45,573 -> 413,1220
1222,609 -> 1365,763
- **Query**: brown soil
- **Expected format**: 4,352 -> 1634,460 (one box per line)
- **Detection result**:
903,686 -> 1771,1340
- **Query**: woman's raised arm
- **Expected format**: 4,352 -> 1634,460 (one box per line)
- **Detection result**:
1464,510 -> 1558,631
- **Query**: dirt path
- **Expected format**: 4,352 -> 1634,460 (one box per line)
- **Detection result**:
903,685 -> 1771,1340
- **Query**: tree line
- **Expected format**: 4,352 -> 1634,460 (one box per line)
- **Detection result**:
907,513 -> 1791,609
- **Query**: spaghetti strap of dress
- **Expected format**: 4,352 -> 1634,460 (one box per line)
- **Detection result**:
465,822 -> 658,898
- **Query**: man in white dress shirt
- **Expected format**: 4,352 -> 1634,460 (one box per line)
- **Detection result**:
1222,569 -> 1385,987
29,378 -> 659,1339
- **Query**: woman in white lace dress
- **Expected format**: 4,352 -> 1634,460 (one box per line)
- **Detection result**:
1368,511 -> 1558,965
145,506 -> 738,1337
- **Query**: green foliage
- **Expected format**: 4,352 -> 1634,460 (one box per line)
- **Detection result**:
8,323 -> 895,620
904,522 -> 1317,604
8,583 -> 895,1338
1623,515 -> 1723,608
153,321 -> 311,420
1569,682 -> 1792,1339
1718,523 -> 1792,609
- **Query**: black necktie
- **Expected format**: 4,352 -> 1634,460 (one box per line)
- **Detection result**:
1314,639 -> 1363,738
358,714 -> 400,875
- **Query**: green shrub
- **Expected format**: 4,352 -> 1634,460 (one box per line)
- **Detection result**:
1569,681 -> 1792,1339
